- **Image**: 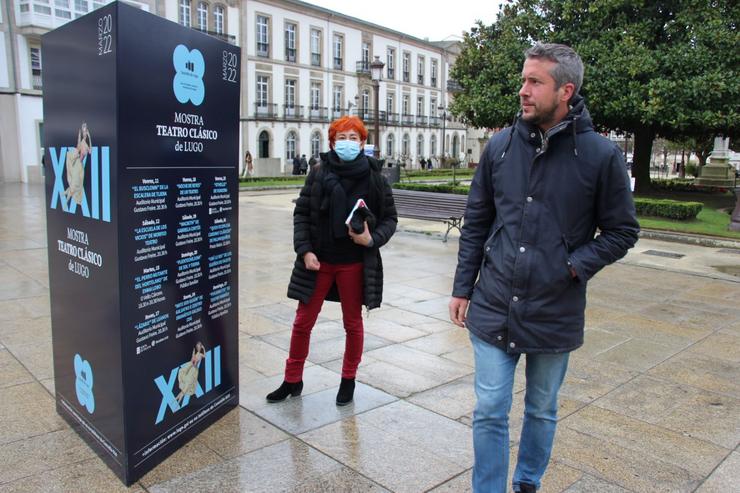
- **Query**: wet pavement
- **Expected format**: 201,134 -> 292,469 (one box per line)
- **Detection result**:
0,183 -> 738,492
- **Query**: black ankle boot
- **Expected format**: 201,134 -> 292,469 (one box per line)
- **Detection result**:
266,380 -> 303,403
518,483 -> 536,493
336,378 -> 355,406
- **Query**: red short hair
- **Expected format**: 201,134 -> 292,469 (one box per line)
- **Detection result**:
328,116 -> 368,148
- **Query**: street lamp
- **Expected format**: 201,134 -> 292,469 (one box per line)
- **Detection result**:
438,105 -> 453,184
370,56 -> 385,158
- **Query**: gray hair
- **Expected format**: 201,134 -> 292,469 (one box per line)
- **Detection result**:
525,43 -> 584,95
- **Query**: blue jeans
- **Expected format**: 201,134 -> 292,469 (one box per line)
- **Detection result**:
469,332 -> 569,493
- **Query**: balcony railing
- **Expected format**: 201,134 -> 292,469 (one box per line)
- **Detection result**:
387,68 -> 395,79
447,79 -> 463,93
333,58 -> 343,70
386,112 -> 400,124
356,60 -> 370,75
283,105 -> 303,120
194,27 -> 236,45
32,74 -> 43,90
417,75 -> 424,85
416,115 -> 428,126
402,72 -> 410,82
254,103 -> 278,119
311,53 -> 321,66
429,116 -> 441,127
257,42 -> 269,57
431,77 -> 437,87
331,108 -> 351,119
285,48 -> 296,62
308,107 -> 329,121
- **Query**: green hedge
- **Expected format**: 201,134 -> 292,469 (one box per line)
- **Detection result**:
634,198 -> 703,220
394,182 -> 704,221
393,182 -> 470,195
405,169 -> 476,178
239,175 -> 306,183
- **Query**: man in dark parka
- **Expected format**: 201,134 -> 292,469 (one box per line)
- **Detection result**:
449,43 -> 639,493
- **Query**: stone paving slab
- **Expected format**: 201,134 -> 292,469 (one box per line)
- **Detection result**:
0,184 -> 739,492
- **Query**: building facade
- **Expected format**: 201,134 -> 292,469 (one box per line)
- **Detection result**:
240,0 -> 468,174
0,0 -> 471,182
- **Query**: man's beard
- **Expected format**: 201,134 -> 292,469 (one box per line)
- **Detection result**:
521,99 -> 559,127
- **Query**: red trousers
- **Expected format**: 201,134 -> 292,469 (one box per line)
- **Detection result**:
285,262 -> 364,382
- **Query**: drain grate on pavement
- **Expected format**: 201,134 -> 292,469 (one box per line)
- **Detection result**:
642,249 -> 685,259
717,248 -> 740,255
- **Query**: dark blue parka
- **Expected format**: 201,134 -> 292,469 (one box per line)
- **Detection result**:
452,96 -> 639,354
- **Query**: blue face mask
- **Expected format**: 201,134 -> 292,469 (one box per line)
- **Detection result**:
334,140 -> 362,162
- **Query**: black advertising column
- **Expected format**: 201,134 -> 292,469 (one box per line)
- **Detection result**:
42,2 -> 240,485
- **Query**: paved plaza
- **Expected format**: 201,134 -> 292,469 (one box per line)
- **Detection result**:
0,183 -> 738,492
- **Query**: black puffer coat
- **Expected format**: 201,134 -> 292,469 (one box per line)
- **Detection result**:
287,152 -> 398,309
453,96 -> 639,353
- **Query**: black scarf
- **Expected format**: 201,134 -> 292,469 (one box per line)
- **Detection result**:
323,150 -> 370,239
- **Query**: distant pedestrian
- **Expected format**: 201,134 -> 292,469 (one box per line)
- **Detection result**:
420,157 -> 427,169
292,155 -> 301,175
299,154 -> 308,175
242,151 -> 253,178
449,43 -> 639,493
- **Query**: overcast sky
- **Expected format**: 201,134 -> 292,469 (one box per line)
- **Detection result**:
304,0 -> 505,41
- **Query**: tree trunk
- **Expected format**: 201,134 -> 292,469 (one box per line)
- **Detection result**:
632,126 -> 655,194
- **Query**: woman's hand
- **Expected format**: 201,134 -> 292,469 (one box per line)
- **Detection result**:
348,222 -> 373,247
303,252 -> 320,271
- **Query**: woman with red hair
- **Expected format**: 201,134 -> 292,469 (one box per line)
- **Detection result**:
267,116 -> 398,406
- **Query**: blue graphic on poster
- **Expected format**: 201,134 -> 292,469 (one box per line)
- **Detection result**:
172,45 -> 205,105
74,353 -> 95,413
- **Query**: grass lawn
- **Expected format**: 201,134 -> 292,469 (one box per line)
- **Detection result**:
635,189 -> 739,240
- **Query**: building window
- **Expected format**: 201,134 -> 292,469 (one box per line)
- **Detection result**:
54,0 -> 72,19
213,5 -> 224,35
31,0 -> 51,15
386,133 -> 394,156
73,0 -> 88,18
30,47 -> 42,90
386,93 -> 394,114
386,48 -> 395,79
256,75 -> 269,107
285,79 -> 296,109
431,59 -> 438,87
430,97 -> 437,118
286,131 -> 297,160
452,133 -> 460,157
361,90 -> 370,119
430,134 -> 437,157
285,22 -> 297,62
402,52 -> 410,82
417,96 -> 424,116
402,133 -> 410,157
402,94 -> 410,115
256,15 -> 269,57
332,34 -> 343,70
311,131 -> 321,158
179,0 -> 191,27
310,82 -> 321,110
417,56 -> 425,85
417,134 -> 424,160
258,130 -> 270,158
196,2 -> 207,30
310,28 -> 321,66
332,85 -> 343,111
361,42 -> 370,68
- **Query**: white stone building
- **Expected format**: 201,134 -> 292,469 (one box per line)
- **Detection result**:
240,0 -> 469,174
0,0 -> 471,181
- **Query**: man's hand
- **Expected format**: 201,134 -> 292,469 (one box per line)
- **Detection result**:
348,221 -> 372,247
449,296 -> 469,328
303,252 -> 320,271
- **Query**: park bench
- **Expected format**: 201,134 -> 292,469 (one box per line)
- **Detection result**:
392,188 -> 469,242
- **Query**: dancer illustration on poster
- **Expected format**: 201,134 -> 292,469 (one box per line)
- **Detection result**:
175,342 -> 206,403
64,122 -> 91,205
